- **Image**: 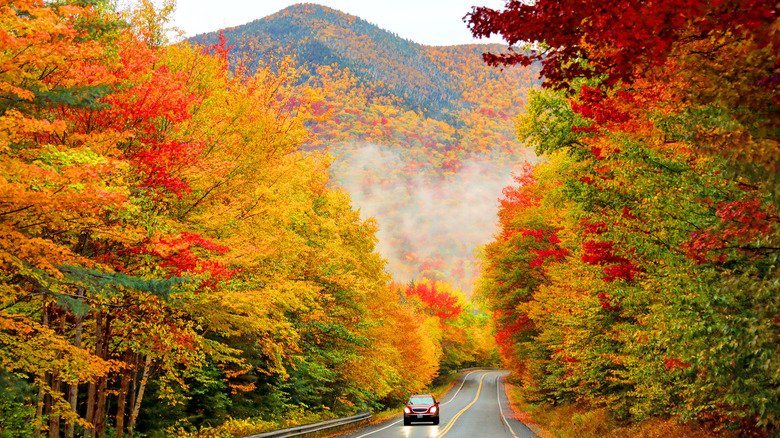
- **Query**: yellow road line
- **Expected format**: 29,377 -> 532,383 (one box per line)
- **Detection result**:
438,371 -> 494,437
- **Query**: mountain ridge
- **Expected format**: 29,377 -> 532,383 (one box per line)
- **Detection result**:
187,3 -> 529,119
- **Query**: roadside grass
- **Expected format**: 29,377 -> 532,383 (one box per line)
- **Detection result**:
166,406 -> 339,438
504,383 -> 737,438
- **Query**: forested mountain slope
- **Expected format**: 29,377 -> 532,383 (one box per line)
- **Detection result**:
190,3 -> 524,119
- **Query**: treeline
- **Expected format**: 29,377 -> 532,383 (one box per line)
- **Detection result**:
471,0 -> 780,435
0,1 -> 495,437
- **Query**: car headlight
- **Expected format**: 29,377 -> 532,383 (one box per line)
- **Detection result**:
429,406 -> 437,414
404,407 -> 411,414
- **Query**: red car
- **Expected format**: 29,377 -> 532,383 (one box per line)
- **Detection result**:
403,393 -> 440,425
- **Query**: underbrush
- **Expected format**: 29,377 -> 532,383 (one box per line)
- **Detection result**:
166,405 -> 338,438
505,384 -> 740,438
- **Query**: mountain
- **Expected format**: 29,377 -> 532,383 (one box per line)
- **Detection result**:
188,3 -> 537,120
187,3 -> 541,292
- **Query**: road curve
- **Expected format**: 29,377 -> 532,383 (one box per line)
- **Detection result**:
333,370 -> 538,438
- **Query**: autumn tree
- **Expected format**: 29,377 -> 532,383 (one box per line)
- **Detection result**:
477,63 -> 780,435
0,1 -> 506,437
470,0 -> 779,432
0,1 -> 133,436
1,1 -> 418,436
467,0 -> 780,199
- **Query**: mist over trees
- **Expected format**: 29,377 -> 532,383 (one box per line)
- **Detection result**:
189,4 -> 541,292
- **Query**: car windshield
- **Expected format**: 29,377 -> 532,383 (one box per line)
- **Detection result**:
408,395 -> 434,405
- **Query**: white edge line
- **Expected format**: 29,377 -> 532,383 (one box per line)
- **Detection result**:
496,373 -> 518,438
354,370 -> 476,437
442,370 -> 473,405
354,418 -> 402,438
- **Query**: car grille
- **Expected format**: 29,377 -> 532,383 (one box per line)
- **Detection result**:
411,408 -> 428,413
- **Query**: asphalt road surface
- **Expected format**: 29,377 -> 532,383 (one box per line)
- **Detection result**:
333,370 -> 538,438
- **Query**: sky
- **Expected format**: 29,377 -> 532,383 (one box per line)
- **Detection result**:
170,0 -> 509,46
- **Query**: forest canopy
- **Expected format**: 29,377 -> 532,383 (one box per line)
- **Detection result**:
468,0 -> 780,434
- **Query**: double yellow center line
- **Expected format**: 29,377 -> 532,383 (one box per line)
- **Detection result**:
438,371 -> 495,437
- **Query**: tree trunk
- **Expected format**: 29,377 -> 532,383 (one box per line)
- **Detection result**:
114,352 -> 133,438
49,375 -> 61,438
94,376 -> 107,438
127,353 -> 138,433
68,240 -> 88,438
35,303 -> 51,437
84,379 -> 96,438
127,355 -> 151,438
65,311 -> 83,438
94,315 -> 111,438
49,312 -> 66,438
84,312 -> 102,438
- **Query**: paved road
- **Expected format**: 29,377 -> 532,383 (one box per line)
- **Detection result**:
333,370 -> 538,438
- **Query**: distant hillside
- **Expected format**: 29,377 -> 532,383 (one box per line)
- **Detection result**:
187,3 -> 541,292
188,3 -> 536,120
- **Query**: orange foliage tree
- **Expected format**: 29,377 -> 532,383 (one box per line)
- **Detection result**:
1,2 -> 448,437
